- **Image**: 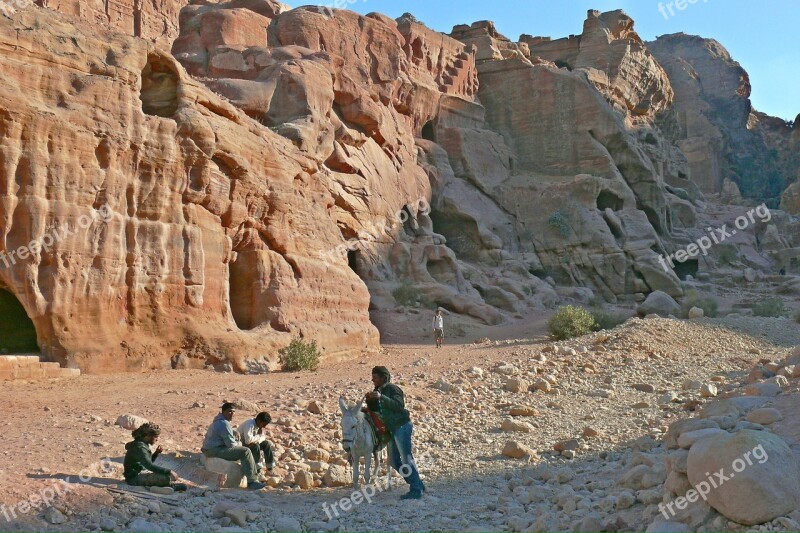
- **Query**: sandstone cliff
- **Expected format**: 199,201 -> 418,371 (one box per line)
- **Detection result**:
1,2 -> 793,372
648,33 -> 798,206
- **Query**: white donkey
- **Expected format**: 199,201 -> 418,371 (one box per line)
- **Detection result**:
338,396 -> 392,490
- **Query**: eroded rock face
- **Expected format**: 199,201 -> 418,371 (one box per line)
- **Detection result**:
445,11 -> 688,300
648,33 -> 798,203
0,7 -> 381,371
31,0 -> 186,48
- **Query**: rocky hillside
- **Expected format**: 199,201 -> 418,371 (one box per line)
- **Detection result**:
0,2 -> 797,371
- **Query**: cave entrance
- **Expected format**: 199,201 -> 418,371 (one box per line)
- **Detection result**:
597,191 -> 624,211
141,55 -> 179,118
229,252 -> 257,331
0,289 -> 38,353
421,121 -> 436,142
673,258 -> 699,280
347,249 -> 360,276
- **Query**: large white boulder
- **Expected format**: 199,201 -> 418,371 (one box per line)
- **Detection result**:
686,430 -> 799,525
200,456 -> 247,489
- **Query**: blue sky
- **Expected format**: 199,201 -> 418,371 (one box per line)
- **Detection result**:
292,0 -> 799,120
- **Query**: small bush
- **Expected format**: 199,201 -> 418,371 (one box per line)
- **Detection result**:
278,338 -> 320,372
751,298 -> 788,318
548,305 -> 597,340
392,281 -> 421,307
590,309 -> 629,331
681,290 -> 718,318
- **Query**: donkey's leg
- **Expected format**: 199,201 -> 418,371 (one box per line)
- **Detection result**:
364,452 -> 372,485
371,450 -> 380,486
352,455 -> 360,490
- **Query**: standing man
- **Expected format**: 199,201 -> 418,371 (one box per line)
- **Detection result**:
238,411 -> 276,480
433,309 -> 444,349
123,423 -> 187,491
201,403 -> 265,490
365,366 -> 426,500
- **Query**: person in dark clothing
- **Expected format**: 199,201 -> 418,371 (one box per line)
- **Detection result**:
365,366 -> 426,500
123,423 -> 186,491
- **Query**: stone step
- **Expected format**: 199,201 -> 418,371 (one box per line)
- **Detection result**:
0,355 -> 81,381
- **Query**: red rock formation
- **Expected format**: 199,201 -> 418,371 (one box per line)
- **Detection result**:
0,6 -> 380,372
33,0 -> 186,48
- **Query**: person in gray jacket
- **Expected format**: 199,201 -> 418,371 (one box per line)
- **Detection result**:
201,402 -> 265,490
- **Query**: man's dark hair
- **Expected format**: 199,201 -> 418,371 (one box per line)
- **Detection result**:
221,402 -> 236,412
132,423 -> 161,440
372,366 -> 391,382
255,412 -> 272,425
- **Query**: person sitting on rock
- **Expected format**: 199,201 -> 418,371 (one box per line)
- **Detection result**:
201,402 -> 265,490
365,366 -> 426,499
123,423 -> 186,491
237,411 -> 276,480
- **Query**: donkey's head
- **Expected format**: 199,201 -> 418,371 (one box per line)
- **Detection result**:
339,396 -> 364,453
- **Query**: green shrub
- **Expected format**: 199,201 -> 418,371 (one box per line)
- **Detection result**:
681,290 -> 718,318
547,211 -> 572,238
548,305 -> 597,340
278,338 -> 320,372
392,280 -> 421,307
590,309 -> 629,331
751,298 -> 788,318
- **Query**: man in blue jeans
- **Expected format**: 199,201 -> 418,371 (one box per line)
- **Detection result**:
365,366 -> 426,500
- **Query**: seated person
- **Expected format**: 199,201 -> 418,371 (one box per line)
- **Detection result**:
201,402 -> 265,490
123,423 -> 186,491
237,412 -> 276,479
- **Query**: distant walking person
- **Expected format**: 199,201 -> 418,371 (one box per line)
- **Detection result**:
201,402 -> 265,490
433,309 -> 444,348
238,412 -> 276,481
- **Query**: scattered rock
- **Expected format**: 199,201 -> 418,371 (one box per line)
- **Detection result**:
43,507 -> 67,525
746,408 -> 783,425
115,414 -> 148,431
502,441 -> 535,459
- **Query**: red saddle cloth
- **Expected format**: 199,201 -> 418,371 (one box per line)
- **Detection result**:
365,409 -> 390,449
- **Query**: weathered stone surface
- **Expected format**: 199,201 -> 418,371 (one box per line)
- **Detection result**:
649,34 -> 798,201
687,430 -> 800,525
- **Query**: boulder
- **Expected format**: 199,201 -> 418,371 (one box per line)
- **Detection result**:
638,291 -> 681,317
200,456 -> 247,489
502,441 -> 536,459
687,306 -> 704,319
687,430 -> 800,525
323,465 -> 350,487
501,419 -> 535,433
746,408 -> 783,425
504,377 -> 529,393
116,414 -> 149,431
